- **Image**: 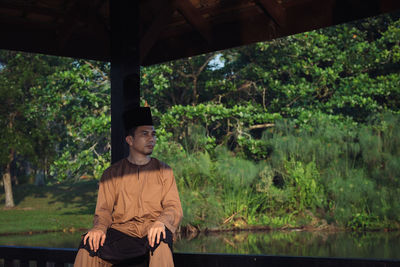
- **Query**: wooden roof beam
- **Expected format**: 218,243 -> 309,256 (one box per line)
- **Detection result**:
256,0 -> 287,27
0,2 -> 62,18
56,0 -> 82,51
142,10 -> 274,66
56,0 -> 108,53
175,0 -> 212,44
86,0 -> 110,48
257,0 -> 335,35
140,0 -> 176,64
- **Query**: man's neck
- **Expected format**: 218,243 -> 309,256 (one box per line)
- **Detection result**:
127,152 -> 151,166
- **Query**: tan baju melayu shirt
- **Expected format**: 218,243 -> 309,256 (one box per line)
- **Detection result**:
92,157 -> 183,238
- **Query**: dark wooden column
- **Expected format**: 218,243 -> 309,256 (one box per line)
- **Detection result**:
110,0 -> 141,163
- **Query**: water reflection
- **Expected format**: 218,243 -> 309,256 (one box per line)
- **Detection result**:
174,230 -> 400,259
0,230 -> 399,259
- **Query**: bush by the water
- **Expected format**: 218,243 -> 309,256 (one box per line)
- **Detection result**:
154,112 -> 400,230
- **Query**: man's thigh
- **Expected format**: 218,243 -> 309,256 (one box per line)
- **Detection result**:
149,242 -> 174,267
74,248 -> 113,267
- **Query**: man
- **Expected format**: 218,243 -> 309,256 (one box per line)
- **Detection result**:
74,107 -> 183,267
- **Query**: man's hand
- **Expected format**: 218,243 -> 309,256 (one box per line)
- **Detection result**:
148,221 -> 166,247
83,229 -> 106,252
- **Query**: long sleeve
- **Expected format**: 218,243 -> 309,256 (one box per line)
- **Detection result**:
92,168 -> 115,234
156,166 -> 183,233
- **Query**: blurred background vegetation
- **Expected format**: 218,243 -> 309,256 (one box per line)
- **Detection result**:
1,12 -> 400,232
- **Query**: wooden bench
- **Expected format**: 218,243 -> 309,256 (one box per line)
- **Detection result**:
1,245 -> 399,267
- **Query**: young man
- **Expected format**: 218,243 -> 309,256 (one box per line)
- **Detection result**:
74,107 -> 183,267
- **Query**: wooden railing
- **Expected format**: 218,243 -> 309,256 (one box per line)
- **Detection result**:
1,245 -> 400,267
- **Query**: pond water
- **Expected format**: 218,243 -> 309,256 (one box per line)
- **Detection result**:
0,230 -> 399,259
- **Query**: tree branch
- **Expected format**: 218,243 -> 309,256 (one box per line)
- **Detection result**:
248,123 -> 275,130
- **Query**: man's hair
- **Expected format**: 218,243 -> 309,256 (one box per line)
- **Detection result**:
125,126 -> 138,138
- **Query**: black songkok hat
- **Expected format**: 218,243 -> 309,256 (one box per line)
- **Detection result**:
123,107 -> 153,133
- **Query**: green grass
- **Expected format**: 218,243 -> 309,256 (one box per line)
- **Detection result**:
0,180 -> 97,234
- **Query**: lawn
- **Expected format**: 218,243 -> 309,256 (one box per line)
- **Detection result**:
0,180 -> 98,234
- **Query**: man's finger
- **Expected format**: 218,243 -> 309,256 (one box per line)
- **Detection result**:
94,236 -> 99,251
93,238 -> 97,252
83,234 -> 89,245
162,228 -> 166,240
151,230 -> 156,247
100,234 -> 106,246
148,228 -> 153,247
156,230 -> 161,245
89,236 -> 93,251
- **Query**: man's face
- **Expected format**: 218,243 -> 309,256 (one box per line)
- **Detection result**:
126,125 -> 156,155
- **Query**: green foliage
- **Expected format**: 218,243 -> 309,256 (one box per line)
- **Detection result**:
0,52 -> 70,169
215,13 -> 400,121
179,187 -> 222,228
169,151 -> 223,228
284,160 -> 325,212
214,148 -> 261,219
0,53 -> 111,184
30,61 -> 111,181
260,112 -> 359,177
347,212 -> 379,231
1,12 -> 400,230
152,103 -> 281,160
359,113 -> 400,187
327,169 -> 375,224
257,111 -> 400,227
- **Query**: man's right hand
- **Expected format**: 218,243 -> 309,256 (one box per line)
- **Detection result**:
83,229 -> 106,252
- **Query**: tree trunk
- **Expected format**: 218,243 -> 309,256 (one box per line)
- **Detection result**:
3,149 -> 15,208
192,77 -> 198,105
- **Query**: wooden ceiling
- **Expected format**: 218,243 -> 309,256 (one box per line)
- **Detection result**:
0,0 -> 399,66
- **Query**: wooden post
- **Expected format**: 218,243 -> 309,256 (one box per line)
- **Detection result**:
110,0 -> 141,163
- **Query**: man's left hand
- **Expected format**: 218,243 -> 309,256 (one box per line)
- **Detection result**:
148,221 -> 166,247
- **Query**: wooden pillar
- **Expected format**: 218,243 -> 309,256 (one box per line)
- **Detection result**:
110,0 -> 141,163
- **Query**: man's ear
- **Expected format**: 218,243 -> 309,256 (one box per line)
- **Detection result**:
125,135 -> 133,145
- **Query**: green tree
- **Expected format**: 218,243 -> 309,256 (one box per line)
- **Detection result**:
143,13 -> 400,160
0,51 -> 70,207
216,13 -> 400,121
141,52 -> 218,110
30,60 -> 111,181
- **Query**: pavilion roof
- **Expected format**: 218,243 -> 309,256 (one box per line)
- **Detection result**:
0,0 -> 399,66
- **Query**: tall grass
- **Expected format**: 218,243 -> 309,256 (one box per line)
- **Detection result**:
155,113 -> 400,230
260,112 -> 400,228
214,148 -> 262,221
